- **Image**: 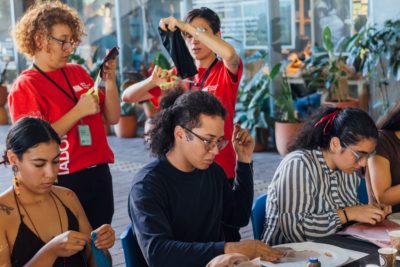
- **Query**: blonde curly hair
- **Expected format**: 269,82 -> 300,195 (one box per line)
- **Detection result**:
13,1 -> 85,58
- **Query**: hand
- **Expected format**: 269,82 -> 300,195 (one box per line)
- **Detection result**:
373,203 -> 392,217
92,224 -> 115,249
150,66 -> 174,88
346,204 -> 387,225
159,16 -> 186,32
224,240 -> 283,262
75,94 -> 100,118
102,57 -> 117,82
46,230 -> 89,258
232,124 -> 254,163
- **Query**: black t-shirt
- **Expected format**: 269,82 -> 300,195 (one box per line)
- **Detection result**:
128,157 -> 253,267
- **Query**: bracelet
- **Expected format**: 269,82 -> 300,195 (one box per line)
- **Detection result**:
341,207 -> 349,223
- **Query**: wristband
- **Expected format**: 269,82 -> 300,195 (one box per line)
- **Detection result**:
341,207 -> 349,223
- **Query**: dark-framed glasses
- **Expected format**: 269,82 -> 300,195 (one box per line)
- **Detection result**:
48,35 -> 78,51
343,142 -> 376,163
181,125 -> 228,152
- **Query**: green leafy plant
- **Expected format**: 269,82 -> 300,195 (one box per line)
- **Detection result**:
235,50 -> 274,138
303,27 -> 353,102
345,19 -> 400,112
273,62 -> 298,123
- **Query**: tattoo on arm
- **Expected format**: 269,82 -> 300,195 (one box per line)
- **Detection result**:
0,204 -> 13,215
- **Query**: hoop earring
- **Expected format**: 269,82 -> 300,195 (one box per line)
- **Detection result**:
13,176 -> 20,195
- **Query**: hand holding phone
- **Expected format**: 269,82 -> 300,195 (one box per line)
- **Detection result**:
100,47 -> 119,79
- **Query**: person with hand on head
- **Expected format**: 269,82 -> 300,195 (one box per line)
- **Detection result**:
123,7 -> 242,183
367,102 -> 400,211
0,117 -> 115,267
9,1 -> 120,230
128,91 -> 283,267
262,107 -> 391,246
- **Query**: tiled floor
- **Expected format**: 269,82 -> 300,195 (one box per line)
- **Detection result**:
0,124 -> 283,266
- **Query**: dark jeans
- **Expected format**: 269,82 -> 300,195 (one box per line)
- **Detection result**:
58,164 -> 114,229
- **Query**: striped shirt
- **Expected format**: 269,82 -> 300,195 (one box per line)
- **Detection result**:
261,149 -> 360,245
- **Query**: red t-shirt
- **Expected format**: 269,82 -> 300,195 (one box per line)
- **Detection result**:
8,63 -> 114,175
149,59 -> 243,178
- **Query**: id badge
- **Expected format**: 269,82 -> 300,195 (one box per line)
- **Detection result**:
78,125 -> 92,146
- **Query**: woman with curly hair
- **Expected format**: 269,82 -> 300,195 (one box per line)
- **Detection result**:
8,1 -> 120,230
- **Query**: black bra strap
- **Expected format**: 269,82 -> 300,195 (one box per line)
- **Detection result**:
12,189 -> 24,222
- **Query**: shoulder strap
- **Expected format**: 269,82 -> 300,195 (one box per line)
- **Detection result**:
12,190 -> 24,221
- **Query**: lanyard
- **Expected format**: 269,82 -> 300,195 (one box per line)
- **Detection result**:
33,63 -> 78,104
189,57 -> 219,91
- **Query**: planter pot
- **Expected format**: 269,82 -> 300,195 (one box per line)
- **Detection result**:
275,121 -> 303,156
323,99 -> 359,109
253,127 -> 269,152
114,115 -> 137,138
0,85 -> 7,107
0,107 -> 8,125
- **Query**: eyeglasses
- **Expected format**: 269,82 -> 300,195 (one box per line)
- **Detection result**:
181,125 -> 228,152
343,142 -> 376,163
48,35 -> 78,51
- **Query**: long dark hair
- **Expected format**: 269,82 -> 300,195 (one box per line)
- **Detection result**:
1,117 -> 60,164
148,91 -> 226,157
184,7 -> 221,34
288,107 -> 378,152
376,101 -> 400,131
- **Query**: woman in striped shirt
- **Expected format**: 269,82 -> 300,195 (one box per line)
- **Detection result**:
262,107 -> 391,245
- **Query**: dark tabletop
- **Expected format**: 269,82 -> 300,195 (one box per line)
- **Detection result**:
314,235 -> 400,266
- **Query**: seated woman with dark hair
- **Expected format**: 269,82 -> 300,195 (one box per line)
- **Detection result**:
0,117 -> 115,267
367,102 -> 400,211
261,107 -> 391,246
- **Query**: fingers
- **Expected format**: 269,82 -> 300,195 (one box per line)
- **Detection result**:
257,243 -> 283,262
93,224 -> 115,249
159,17 -> 178,32
233,124 -> 252,145
64,231 -> 90,252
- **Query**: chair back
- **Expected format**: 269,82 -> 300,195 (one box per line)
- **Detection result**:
357,177 -> 369,204
120,224 -> 142,267
251,193 -> 267,240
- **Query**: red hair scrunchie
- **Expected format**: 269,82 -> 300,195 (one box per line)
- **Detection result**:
314,109 -> 342,135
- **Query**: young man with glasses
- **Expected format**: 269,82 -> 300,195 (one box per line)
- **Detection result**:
123,7 -> 242,183
128,91 -> 283,267
9,2 -> 120,230
262,107 -> 392,246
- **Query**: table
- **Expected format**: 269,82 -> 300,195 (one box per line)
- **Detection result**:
315,235 -> 400,266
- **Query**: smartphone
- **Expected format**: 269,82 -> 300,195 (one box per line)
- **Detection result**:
100,47 -> 120,79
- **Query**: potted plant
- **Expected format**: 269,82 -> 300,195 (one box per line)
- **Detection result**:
273,62 -> 303,156
0,61 -> 9,124
345,19 -> 400,114
235,50 -> 273,152
114,78 -> 140,138
303,26 -> 358,108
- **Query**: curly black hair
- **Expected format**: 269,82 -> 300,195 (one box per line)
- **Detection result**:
148,91 -> 225,157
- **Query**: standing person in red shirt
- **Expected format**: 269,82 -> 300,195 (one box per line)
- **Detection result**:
123,7 -> 243,183
8,2 -> 120,229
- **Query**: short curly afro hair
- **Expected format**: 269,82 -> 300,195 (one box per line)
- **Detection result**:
13,1 -> 85,58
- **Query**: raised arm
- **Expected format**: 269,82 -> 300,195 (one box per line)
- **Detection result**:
159,16 -> 240,74
101,57 -> 120,125
122,66 -> 171,103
